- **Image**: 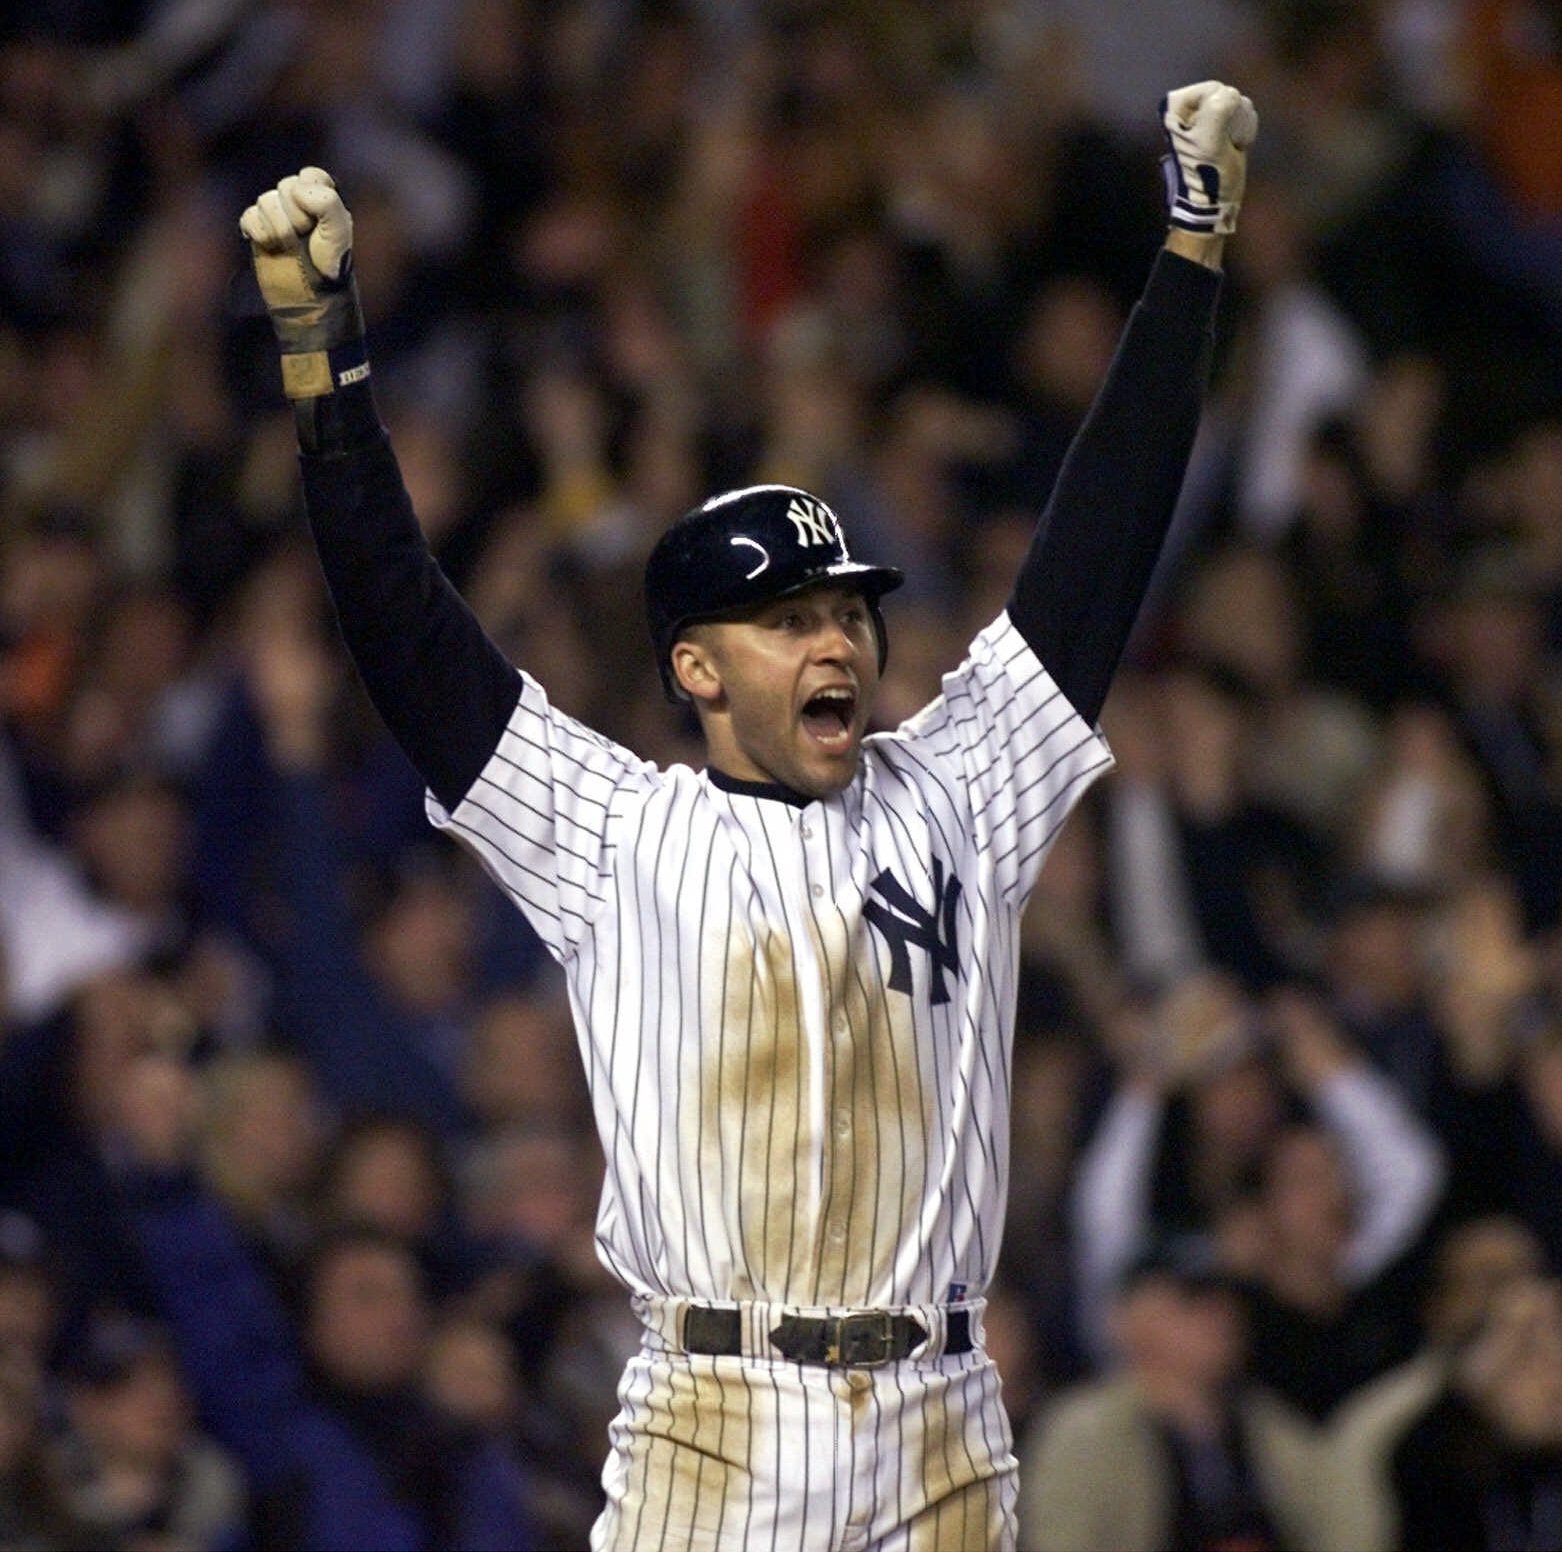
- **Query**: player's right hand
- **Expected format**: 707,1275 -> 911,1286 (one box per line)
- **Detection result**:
1160,81 -> 1258,237
240,167 -> 364,397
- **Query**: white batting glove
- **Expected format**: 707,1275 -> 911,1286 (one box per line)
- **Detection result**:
1160,82 -> 1258,237
239,167 -> 365,400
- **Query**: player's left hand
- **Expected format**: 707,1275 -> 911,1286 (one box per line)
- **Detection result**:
1160,81 -> 1258,237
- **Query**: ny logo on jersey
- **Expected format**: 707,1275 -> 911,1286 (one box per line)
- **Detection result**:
786,495 -> 839,548
864,859 -> 962,1005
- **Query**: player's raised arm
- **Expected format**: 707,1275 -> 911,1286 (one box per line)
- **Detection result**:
240,169 -> 522,813
1006,83 -> 1257,725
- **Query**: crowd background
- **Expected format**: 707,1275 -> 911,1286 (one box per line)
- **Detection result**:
3,0 -> 1562,1547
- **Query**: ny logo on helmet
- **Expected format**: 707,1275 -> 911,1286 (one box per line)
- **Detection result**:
786,495 -> 839,548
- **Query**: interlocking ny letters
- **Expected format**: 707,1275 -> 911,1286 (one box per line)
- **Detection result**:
786,495 -> 838,547
864,860 -> 962,1005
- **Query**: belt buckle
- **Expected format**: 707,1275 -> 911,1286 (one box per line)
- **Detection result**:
832,1311 -> 894,1367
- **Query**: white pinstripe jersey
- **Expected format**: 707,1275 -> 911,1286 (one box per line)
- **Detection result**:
428,611 -> 1111,1312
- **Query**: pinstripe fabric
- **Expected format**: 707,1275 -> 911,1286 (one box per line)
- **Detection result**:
590,1348 -> 1017,1552
428,610 -> 1109,1548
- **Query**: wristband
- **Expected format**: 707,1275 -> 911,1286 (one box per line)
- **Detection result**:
280,338 -> 371,401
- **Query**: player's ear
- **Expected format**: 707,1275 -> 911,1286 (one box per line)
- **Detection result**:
671,636 -> 723,704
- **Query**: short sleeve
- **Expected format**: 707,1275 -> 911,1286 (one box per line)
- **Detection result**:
897,611 -> 1114,905
426,672 -> 658,960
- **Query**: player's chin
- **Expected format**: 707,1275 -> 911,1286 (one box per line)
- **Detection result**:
795,732 -> 863,796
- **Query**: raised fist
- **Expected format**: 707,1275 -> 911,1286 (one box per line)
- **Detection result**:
239,167 -> 364,398
1160,81 -> 1258,237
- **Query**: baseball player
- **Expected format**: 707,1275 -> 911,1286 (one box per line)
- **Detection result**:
240,81 -> 1255,1552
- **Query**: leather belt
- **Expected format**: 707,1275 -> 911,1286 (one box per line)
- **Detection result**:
682,1305 -> 972,1367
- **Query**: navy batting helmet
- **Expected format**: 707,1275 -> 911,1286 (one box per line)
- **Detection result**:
644,485 -> 904,701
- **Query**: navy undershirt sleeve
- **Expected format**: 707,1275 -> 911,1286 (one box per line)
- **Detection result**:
298,390 -> 522,813
1007,249 -> 1221,724
296,251 -> 1215,805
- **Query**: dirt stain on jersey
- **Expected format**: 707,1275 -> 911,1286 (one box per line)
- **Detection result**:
717,928 -> 810,1296
707,896 -> 936,1305
812,906 -> 932,1303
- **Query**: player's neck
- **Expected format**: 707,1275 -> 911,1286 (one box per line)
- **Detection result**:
706,764 -> 813,808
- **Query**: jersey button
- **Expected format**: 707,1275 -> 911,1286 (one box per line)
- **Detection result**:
800,824 -> 813,840
835,1115 -> 851,1138
811,884 -> 824,898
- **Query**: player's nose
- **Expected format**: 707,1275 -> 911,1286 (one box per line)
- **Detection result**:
810,615 -> 859,665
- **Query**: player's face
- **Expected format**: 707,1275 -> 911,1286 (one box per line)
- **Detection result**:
681,583 -> 881,799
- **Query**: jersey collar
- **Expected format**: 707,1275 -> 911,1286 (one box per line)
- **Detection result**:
705,764 -> 812,808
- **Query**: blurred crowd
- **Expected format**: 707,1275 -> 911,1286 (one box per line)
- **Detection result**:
4,0 -> 1562,1547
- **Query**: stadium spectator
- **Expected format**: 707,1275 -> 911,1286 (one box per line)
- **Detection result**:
54,1310 -> 246,1551
1320,1213 -> 1549,1551
1390,1271 -> 1562,1551
116,1050 -> 536,1549
1017,1231 -> 1320,1551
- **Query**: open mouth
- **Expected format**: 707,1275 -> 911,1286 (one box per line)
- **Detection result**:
801,687 -> 857,747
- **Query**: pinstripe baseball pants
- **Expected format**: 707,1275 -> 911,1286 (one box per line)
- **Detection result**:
590,1303 -> 1017,1551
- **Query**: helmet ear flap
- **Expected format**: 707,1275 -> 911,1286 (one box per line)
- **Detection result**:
870,599 -> 890,677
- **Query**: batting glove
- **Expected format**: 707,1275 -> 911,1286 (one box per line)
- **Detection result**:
1160,81 -> 1258,237
239,167 -> 366,400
